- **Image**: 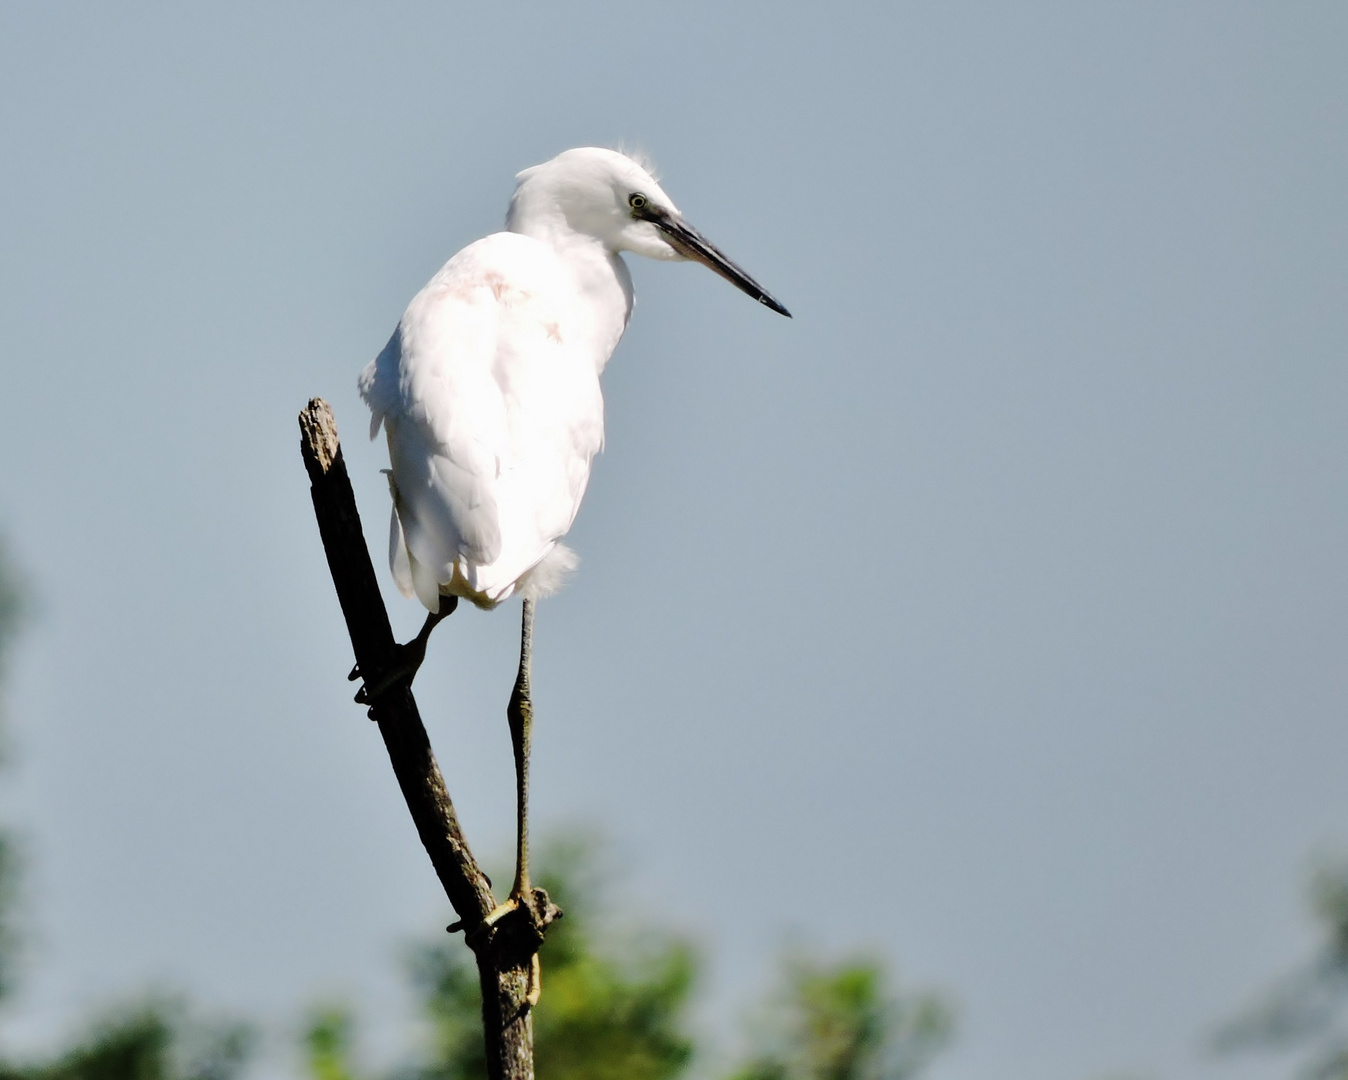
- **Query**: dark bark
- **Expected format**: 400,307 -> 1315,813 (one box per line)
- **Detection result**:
298,398 -> 559,1080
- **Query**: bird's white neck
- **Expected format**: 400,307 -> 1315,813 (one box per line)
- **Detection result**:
507,205 -> 633,370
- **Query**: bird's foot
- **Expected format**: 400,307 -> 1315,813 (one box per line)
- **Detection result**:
460,889 -> 559,1009
348,640 -> 428,705
464,897 -> 519,946
348,597 -> 458,709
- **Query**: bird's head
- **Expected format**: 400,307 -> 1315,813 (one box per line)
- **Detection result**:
507,147 -> 790,317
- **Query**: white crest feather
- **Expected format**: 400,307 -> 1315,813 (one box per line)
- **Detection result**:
612,142 -> 659,180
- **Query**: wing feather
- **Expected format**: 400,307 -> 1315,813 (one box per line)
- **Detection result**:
359,232 -> 604,608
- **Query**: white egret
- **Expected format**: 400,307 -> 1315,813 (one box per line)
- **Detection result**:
354,146 -> 788,950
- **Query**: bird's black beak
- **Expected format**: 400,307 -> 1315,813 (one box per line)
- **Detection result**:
638,205 -> 791,317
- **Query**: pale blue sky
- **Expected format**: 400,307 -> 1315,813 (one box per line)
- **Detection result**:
1,3 -> 1346,1079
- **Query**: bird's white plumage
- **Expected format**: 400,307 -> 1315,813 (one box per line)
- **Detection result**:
361,147 -> 786,612
361,232 -> 609,609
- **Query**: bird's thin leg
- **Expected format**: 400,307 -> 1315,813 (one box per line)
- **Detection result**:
351,595 -> 458,704
508,598 -> 535,900
468,600 -> 539,995
504,598 -> 544,1006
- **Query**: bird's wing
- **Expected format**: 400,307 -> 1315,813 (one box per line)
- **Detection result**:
360,233 -> 603,606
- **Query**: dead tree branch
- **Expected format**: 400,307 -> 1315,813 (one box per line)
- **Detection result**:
298,397 -> 559,1080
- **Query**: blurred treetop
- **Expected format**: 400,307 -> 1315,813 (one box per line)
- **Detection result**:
305,835 -> 954,1080
1216,859 -> 1348,1080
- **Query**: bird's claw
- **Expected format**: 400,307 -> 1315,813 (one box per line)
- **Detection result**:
348,600 -> 456,710
353,669 -> 399,706
465,898 -> 520,946
348,661 -> 384,712
526,952 -> 542,1007
350,643 -> 426,707
461,898 -> 542,1005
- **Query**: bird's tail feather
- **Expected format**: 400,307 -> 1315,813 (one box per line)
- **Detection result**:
518,544 -> 579,601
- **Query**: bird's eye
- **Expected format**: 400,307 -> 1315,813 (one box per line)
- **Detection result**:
628,192 -> 648,211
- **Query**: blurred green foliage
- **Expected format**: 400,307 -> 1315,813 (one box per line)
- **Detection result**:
0,539 -> 26,1000
302,835 -> 953,1080
0,833 -> 19,1006
0,1004 -> 251,1080
0,537 -> 952,1080
0,543 -> 251,1080
305,1006 -> 362,1080
0,540 -> 22,691
1214,859 -> 1348,1079
396,835 -> 698,1080
725,954 -> 953,1080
